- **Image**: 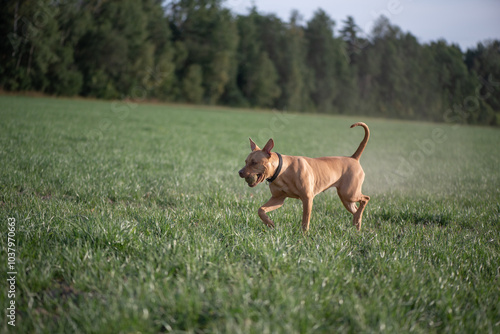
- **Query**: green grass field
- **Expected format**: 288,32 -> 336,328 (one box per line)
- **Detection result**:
1,95 -> 499,333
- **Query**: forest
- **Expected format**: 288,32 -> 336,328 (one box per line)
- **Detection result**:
1,0 -> 499,125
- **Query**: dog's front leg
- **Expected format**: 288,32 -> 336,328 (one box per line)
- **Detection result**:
301,197 -> 314,232
258,196 -> 285,228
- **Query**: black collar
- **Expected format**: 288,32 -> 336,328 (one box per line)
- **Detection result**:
266,152 -> 282,183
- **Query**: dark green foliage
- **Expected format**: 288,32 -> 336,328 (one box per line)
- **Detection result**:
465,40 -> 500,125
234,9 -> 282,108
305,9 -> 339,113
182,64 -> 204,103
0,1 -> 499,124
168,0 -> 238,104
280,11 -> 314,112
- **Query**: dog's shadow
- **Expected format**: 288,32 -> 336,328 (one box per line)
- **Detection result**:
373,210 -> 453,227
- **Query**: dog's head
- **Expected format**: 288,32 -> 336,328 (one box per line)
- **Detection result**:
238,138 -> 275,187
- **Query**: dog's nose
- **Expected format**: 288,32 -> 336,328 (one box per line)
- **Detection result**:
238,169 -> 244,178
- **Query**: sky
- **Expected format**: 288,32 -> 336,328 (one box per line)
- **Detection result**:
225,0 -> 500,51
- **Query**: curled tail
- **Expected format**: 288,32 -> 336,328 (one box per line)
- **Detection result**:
350,122 -> 370,161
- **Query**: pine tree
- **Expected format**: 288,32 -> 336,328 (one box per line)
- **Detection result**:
305,9 -> 338,113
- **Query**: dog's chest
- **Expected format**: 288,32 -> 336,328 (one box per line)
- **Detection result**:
269,181 -> 300,199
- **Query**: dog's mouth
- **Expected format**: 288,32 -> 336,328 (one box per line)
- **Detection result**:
245,173 -> 264,187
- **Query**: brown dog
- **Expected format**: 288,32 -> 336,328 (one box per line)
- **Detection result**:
238,122 -> 370,231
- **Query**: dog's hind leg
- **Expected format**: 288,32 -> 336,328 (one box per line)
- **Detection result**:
339,193 -> 370,231
340,197 -> 358,215
353,195 -> 370,230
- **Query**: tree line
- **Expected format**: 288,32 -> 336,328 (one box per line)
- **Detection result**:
1,0 -> 499,125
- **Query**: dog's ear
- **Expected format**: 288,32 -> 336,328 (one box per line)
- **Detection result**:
249,138 -> 260,152
262,138 -> 274,157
